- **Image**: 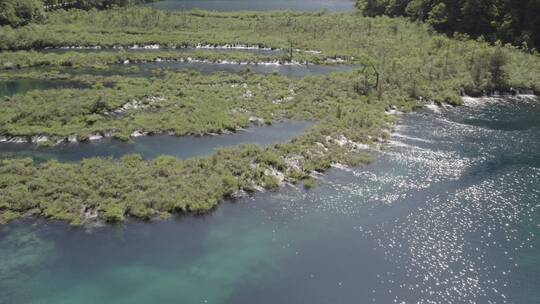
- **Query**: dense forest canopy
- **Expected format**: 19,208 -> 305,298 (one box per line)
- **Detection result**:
356,0 -> 540,50
0,0 -> 153,27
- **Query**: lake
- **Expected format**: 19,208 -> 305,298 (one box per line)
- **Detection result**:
1,95 -> 538,303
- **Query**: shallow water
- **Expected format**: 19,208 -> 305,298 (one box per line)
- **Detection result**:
2,62 -> 358,98
41,46 -> 285,56
0,121 -> 312,163
144,0 -> 356,12
11,62 -> 358,80
1,96 -> 539,303
0,79 -> 87,99
136,61 -> 358,77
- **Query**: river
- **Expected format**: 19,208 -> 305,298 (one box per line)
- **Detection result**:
0,121 -> 313,163
1,95 -> 538,303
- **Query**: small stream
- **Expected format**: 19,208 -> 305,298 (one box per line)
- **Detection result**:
0,121 -> 313,163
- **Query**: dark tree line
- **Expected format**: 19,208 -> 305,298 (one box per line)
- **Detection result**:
0,0 -> 155,27
356,0 -> 540,50
44,0 -> 155,10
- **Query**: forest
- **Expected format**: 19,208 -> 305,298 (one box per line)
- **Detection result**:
0,0 -> 154,27
356,0 -> 540,50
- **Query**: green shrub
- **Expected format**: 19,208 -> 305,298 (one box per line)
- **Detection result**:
303,177 -> 317,189
262,175 -> 279,190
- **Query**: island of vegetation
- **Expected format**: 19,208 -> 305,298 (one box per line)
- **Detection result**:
0,1 -> 539,226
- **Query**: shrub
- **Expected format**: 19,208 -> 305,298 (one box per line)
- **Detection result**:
262,175 -> 279,190
303,177 -> 316,189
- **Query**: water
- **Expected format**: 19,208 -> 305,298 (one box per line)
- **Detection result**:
0,121 -> 312,163
2,62 -> 358,100
136,61 -> 358,77
1,96 -> 539,303
41,46 -> 285,56
144,0 -> 356,12
0,79 -> 87,99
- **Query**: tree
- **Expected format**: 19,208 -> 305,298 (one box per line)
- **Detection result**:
0,0 -> 45,27
356,0 -> 540,50
489,46 -> 509,91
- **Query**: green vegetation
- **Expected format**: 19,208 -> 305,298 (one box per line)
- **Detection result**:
0,0 -> 45,27
0,67 -> 391,225
44,1 -> 157,10
0,138 -> 375,226
0,7 -> 539,225
1,8 -> 538,94
303,177 -> 317,189
0,0 -> 156,27
356,0 -> 540,50
0,49 -> 329,70
1,71 -> 395,141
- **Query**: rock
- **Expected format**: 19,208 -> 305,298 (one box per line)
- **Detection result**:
264,166 -> 285,185
88,134 -> 103,141
68,135 -> 78,143
284,155 -> 304,171
31,136 -> 49,143
336,135 -> 349,147
3,61 -> 14,70
249,116 -> 265,125
131,130 -> 146,137
8,137 -> 28,143
231,190 -> 248,199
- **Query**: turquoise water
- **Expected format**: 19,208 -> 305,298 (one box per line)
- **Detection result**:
1,95 -> 539,303
144,0 -> 356,12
